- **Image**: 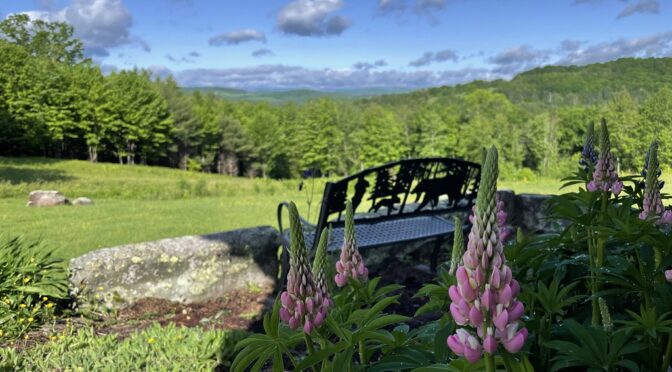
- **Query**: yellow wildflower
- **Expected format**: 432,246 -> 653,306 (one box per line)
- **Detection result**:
27,317 -> 33,323
59,335 -> 65,340
98,286 -> 104,291
42,297 -> 48,302
50,336 -> 57,341
0,330 -> 3,337
24,335 -> 29,340
19,304 -> 26,309
22,277 -> 30,283
147,337 -> 156,344
46,302 -> 55,308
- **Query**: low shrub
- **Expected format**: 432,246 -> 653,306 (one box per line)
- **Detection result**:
0,323 -> 239,371
0,237 -> 68,340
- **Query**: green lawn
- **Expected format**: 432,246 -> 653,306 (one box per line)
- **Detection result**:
0,157 -> 585,260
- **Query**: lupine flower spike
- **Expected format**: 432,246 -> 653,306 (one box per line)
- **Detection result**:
312,227 -> 333,319
449,217 -> 465,276
639,142 -> 672,224
279,202 -> 326,334
447,146 -> 528,363
580,122 -> 598,172
335,201 -> 368,287
587,120 -> 622,195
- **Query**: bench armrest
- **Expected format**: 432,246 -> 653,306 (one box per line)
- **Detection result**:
276,201 -> 315,237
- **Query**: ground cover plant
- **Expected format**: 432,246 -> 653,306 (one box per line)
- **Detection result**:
233,122 -> 672,371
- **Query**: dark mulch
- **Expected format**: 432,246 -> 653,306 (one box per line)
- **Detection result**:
6,284 -> 274,351
8,262 -> 440,352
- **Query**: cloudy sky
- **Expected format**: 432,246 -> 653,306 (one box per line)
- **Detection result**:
2,0 -> 671,90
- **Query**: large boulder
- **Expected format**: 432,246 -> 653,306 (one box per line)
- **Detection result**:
27,190 -> 69,207
69,226 -> 282,308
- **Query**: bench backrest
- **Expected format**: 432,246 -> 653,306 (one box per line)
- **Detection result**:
314,157 -> 481,240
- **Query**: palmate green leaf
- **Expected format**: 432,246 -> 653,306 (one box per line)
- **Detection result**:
373,347 -> 434,372
294,341 -> 348,371
362,314 -> 410,332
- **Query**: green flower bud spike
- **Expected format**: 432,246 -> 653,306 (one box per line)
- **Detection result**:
449,216 -> 464,276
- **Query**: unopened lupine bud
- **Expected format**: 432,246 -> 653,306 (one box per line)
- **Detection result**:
587,120 -> 622,195
580,122 -> 598,172
312,227 -> 333,320
335,201 -> 368,287
449,217 -> 465,275
279,202 -> 325,334
446,147 -> 528,363
598,297 -> 612,333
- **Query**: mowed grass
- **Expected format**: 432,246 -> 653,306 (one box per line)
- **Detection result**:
0,156 -> 596,260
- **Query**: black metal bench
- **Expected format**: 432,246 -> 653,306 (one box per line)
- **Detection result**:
277,157 -> 481,279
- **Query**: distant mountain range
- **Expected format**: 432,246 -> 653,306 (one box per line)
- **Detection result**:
185,57 -> 672,107
367,57 -> 672,110
182,87 -> 414,104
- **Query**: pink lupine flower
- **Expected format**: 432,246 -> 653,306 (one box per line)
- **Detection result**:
279,202 -> 326,334
446,147 -> 527,363
469,199 -> 511,242
665,269 -> 672,283
335,201 -> 368,287
639,142 -> 672,225
588,120 -> 622,195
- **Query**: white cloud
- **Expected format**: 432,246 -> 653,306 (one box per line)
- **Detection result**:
208,29 -> 266,46
16,0 -> 144,57
252,48 -> 275,58
488,45 -> 550,74
617,0 -> 660,18
276,0 -> 351,36
409,49 -> 458,67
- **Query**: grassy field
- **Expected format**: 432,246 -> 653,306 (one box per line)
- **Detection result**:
1,157 -> 576,260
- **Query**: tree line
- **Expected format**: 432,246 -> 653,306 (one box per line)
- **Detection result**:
1,14 -> 672,179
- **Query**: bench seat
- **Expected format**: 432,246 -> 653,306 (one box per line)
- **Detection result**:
286,215 -> 459,252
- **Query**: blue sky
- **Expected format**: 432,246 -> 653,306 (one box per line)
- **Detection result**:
2,0 -> 671,90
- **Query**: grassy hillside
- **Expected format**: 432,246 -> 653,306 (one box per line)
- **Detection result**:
1,157 -> 574,259
369,57 -> 672,110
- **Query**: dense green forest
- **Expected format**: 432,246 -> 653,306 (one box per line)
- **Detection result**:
2,14 -> 672,180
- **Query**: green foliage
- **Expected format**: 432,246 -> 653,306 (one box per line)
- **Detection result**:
545,320 -> 646,371
0,237 -> 67,340
0,323 -> 231,370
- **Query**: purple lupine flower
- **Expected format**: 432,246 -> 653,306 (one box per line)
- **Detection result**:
279,202 -> 326,334
335,201 -> 368,287
447,147 -> 527,363
587,120 -> 622,195
639,142 -> 672,224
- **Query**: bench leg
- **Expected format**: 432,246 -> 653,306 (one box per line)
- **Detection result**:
276,242 -> 290,294
430,236 -> 445,272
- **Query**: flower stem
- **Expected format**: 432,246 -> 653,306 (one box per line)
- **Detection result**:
304,333 -> 315,355
661,333 -> 672,372
485,353 -> 495,372
359,340 -> 367,365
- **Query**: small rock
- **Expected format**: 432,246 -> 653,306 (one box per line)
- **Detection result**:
27,190 -> 69,207
73,197 -> 94,206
